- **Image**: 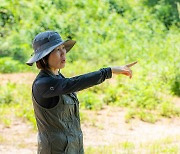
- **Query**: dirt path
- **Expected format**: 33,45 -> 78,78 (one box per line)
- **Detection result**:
0,106 -> 180,153
0,72 -> 36,85
81,106 -> 180,146
0,118 -> 37,154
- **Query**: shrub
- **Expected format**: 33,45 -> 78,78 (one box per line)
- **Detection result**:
171,73 -> 180,96
0,57 -> 26,73
159,102 -> 180,118
78,91 -> 103,110
0,82 -> 16,104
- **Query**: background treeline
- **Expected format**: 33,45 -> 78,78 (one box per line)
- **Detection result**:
0,0 -> 180,124
0,0 -> 179,68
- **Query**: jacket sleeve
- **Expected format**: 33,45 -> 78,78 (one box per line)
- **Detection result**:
35,67 -> 112,98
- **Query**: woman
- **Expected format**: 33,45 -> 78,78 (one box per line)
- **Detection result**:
26,31 -> 137,154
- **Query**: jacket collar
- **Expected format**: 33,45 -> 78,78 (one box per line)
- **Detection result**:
40,69 -> 65,79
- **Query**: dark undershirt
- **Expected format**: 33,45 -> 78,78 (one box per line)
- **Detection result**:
32,67 -> 112,109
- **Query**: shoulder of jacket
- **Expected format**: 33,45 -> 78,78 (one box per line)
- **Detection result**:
33,71 -> 51,86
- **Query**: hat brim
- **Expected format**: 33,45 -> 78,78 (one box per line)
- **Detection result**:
26,39 -> 76,66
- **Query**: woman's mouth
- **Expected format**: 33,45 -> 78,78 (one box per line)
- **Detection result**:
61,60 -> 66,63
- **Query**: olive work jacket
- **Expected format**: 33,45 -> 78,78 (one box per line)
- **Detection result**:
32,68 -> 112,154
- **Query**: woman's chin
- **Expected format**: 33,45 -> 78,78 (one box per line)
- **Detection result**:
59,63 -> 65,69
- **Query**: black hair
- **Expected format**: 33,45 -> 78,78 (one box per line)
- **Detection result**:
36,53 -> 50,70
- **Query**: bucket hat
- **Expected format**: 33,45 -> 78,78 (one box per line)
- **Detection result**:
26,31 -> 76,66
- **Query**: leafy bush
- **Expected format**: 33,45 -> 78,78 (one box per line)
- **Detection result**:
171,73 -> 180,96
103,87 -> 121,105
0,82 -> 16,104
0,57 -> 28,73
0,0 -> 179,64
0,0 -> 179,124
78,91 -> 103,110
144,0 -> 180,28
159,101 -> 180,118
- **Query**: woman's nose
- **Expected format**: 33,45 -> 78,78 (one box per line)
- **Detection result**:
63,51 -> 66,58
64,48 -> 67,53
63,51 -> 66,57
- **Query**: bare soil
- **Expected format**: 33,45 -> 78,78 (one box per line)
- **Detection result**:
0,106 -> 180,154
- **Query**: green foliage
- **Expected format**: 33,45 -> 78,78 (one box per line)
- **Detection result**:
143,0 -> 180,28
108,0 -> 130,16
0,82 -> 37,129
171,73 -> 180,96
14,83 -> 37,129
0,6 -> 15,27
0,57 -> 28,73
138,110 -> 158,123
125,109 -> 158,123
159,101 -> 180,118
78,91 -> 103,110
103,86 -> 120,105
0,0 -> 180,124
0,0 -> 179,63
0,82 -> 17,104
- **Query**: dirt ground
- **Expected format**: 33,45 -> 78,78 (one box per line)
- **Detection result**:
0,73 -> 180,153
0,106 -> 180,154
0,72 -> 36,85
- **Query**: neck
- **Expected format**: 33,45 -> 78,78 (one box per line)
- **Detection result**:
48,68 -> 59,75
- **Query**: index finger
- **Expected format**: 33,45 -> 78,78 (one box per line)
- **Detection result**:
126,61 -> 138,67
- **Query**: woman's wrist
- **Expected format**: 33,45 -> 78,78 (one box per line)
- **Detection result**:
110,67 -> 115,74
110,66 -> 122,74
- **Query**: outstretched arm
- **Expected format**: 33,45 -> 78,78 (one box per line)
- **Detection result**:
34,67 -> 112,98
34,61 -> 137,98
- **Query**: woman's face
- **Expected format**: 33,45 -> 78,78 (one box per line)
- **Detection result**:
48,44 -> 66,69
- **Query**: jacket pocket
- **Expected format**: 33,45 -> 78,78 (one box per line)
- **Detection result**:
62,94 -> 75,105
61,94 -> 76,122
50,132 -> 69,154
37,132 -> 50,154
